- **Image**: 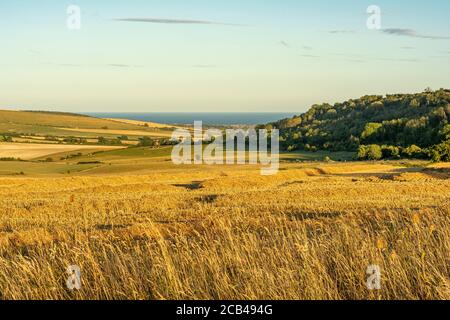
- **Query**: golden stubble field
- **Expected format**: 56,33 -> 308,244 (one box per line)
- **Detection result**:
0,143 -> 125,160
0,162 -> 448,300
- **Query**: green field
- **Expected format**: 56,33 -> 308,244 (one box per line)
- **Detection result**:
1,109 -> 437,177
0,161 -> 100,176
280,150 -> 355,162
0,145 -> 358,177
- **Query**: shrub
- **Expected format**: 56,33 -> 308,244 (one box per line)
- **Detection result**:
402,145 -> 424,159
381,146 -> 400,159
357,145 -> 368,160
287,145 -> 297,152
361,123 -> 382,142
0,157 -> 20,161
138,137 -> 155,147
77,161 -> 102,165
366,145 -> 383,160
98,137 -> 108,145
359,145 -> 382,160
428,140 -> 450,162
1,135 -> 13,142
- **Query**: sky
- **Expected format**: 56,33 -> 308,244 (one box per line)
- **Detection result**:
1,0 -> 449,113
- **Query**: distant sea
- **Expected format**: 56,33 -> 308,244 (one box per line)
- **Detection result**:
85,113 -> 297,126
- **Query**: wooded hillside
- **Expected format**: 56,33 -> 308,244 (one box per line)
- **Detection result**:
266,89 -> 450,161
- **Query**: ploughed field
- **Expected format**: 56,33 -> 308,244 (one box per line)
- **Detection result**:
0,162 -> 448,300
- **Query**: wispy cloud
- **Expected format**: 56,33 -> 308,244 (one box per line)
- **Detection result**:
400,46 -> 415,50
374,57 -> 421,63
279,41 -> 290,48
114,17 -> 243,26
299,54 -> 319,58
326,30 -> 356,34
55,63 -> 142,68
107,64 -> 133,68
345,59 -> 366,63
278,42 -> 313,50
29,49 -> 41,56
192,65 -> 217,68
329,52 -> 419,64
56,63 -> 83,67
382,28 -> 449,40
106,63 -> 143,68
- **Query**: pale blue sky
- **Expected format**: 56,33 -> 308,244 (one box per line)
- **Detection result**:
1,0 -> 449,112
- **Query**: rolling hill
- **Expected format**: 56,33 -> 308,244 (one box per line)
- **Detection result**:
0,109 -> 141,130
0,109 -> 174,138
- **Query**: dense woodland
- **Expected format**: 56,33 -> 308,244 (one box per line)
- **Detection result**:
265,89 -> 450,161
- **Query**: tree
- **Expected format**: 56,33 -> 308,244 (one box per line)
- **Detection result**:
441,124 -> 450,140
138,136 -> 155,147
429,140 -> 450,162
430,150 -> 442,163
361,123 -> 382,141
366,145 -> 382,160
409,99 -> 420,108
1,135 -> 13,142
357,145 -> 368,160
402,145 -> 424,159
370,101 -> 384,108
326,109 -> 337,118
381,145 -> 400,159
98,137 -> 108,145
268,89 -> 450,160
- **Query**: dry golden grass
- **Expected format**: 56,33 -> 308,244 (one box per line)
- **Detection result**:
0,163 -> 448,300
0,109 -> 145,130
